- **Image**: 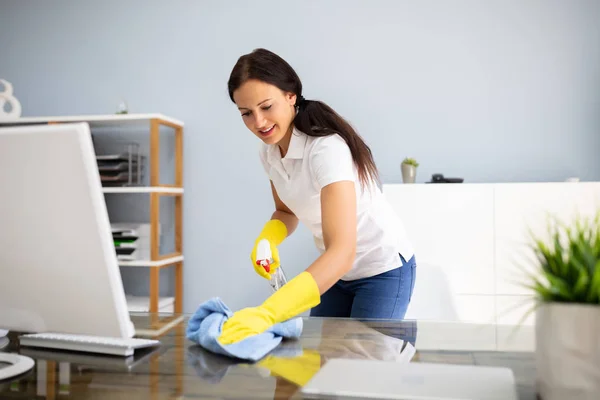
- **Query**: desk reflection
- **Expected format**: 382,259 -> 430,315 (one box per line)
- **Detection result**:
1,316 -> 541,400
187,318 -> 418,399
0,320 -> 186,400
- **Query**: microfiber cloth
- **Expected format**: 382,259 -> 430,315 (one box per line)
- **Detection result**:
186,297 -> 303,362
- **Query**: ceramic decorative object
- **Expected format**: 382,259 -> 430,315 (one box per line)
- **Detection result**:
525,212 -> 600,400
401,157 -> 419,184
0,79 -> 22,121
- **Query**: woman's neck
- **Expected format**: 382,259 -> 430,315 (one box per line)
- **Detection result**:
277,126 -> 294,158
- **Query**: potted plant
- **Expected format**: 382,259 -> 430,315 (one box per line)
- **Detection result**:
401,157 -> 419,184
525,211 -> 600,399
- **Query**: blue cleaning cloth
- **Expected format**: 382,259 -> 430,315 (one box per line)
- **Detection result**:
186,297 -> 303,362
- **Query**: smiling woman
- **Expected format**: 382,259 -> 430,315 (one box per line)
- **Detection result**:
217,48 -> 417,346
234,80 -> 291,147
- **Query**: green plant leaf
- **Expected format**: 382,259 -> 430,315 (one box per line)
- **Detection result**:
402,157 -> 419,167
587,260 -> 600,304
521,209 -> 600,305
572,264 -> 590,300
545,274 -> 574,301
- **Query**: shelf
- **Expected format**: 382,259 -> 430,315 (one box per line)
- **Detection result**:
118,255 -> 183,268
127,295 -> 174,313
0,113 -> 184,128
103,186 -> 183,194
134,315 -> 185,338
1,112 -> 185,336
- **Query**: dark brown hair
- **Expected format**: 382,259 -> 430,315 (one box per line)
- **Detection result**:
227,48 -> 380,189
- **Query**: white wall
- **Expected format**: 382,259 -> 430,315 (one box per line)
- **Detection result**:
384,182 -> 600,329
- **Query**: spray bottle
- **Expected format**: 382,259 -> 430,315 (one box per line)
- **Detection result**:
256,238 -> 287,292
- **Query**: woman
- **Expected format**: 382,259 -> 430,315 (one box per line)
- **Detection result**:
218,48 -> 416,345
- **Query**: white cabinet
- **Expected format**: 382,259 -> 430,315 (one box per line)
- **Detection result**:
494,182 -> 600,296
384,184 -> 495,296
383,182 -> 600,327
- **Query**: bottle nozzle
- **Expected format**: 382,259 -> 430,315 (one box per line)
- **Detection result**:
256,239 -> 272,273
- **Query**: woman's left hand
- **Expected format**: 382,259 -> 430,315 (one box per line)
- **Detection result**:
218,306 -> 275,345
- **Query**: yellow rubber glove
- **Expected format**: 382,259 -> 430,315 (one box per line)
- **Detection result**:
258,349 -> 322,387
251,219 -> 288,279
218,271 -> 320,345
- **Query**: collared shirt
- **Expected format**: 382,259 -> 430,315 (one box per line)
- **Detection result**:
259,128 -> 414,280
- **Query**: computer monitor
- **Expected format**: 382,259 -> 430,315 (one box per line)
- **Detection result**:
0,122 -> 134,339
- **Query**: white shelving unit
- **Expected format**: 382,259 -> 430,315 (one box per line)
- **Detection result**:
118,255 -> 184,268
0,114 -> 184,335
103,187 -> 184,194
3,113 -> 183,127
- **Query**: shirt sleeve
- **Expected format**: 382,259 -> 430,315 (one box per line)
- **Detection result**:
309,134 -> 356,190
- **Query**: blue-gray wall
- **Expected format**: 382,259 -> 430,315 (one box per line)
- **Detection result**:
1,0 -> 599,313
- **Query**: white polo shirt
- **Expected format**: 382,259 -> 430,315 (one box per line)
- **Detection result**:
259,128 -> 414,281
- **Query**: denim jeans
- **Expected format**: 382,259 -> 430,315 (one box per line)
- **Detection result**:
310,254 -> 417,319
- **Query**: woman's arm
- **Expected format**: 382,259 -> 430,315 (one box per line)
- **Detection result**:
218,180 -> 356,345
269,181 -> 299,237
306,180 -> 357,294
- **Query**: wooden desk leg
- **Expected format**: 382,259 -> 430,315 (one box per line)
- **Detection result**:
46,361 -> 56,400
150,352 -> 159,400
175,323 -> 184,396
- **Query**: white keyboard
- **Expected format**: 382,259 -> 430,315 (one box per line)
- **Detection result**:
19,333 -> 160,356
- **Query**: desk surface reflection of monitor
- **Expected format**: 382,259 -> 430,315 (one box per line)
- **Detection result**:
0,122 -> 134,339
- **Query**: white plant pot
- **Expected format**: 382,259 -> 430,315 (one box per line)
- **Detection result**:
401,164 -> 417,184
535,302 -> 600,400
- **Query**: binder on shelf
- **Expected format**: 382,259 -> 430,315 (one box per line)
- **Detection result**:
95,142 -> 144,187
111,223 -> 160,261
98,161 -> 139,172
100,171 -> 139,186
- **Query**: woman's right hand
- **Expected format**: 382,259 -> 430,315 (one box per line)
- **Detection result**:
250,219 -> 288,279
251,237 -> 281,279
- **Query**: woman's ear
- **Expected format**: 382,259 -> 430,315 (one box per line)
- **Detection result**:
284,92 -> 297,106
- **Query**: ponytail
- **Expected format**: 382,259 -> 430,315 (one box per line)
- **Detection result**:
293,97 -> 379,189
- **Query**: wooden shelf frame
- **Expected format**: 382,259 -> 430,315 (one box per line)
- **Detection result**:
148,117 -> 184,321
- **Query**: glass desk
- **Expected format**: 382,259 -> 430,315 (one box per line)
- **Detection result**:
0,313 -> 536,399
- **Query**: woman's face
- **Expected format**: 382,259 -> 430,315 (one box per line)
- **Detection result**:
233,79 -> 297,147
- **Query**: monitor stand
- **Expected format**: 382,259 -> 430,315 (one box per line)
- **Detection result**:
0,332 -> 36,382
0,353 -> 35,381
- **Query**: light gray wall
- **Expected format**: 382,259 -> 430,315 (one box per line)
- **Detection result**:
1,0 -> 599,313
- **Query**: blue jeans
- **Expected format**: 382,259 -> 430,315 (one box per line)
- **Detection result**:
310,254 -> 417,319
